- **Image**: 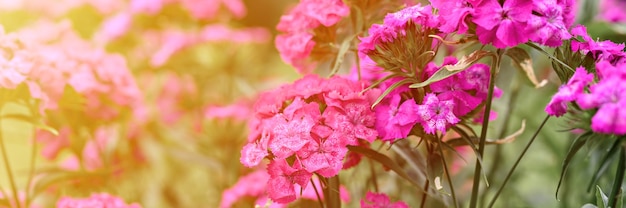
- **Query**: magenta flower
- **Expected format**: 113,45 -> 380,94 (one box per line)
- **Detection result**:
545,67 -> 594,116
571,25 -> 626,62
374,94 -> 420,142
220,170 -> 269,208
267,114 -> 316,159
417,93 -> 460,134
430,0 -> 477,34
527,0 -> 572,47
599,0 -> 626,23
360,192 -> 409,208
267,160 -> 312,204
324,102 -> 378,144
472,0 -> 533,48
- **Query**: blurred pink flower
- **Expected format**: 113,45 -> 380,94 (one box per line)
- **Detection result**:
473,0 -> 533,48
57,193 -> 141,208
360,192 -> 409,208
599,0 -> 626,23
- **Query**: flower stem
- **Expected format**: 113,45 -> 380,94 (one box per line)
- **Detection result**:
324,176 -> 341,208
487,115 -> 550,207
608,143 -> 626,208
469,50 -> 501,208
0,104 -> 21,208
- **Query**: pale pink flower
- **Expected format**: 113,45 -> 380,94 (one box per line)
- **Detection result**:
56,193 -> 141,208
417,93 -> 460,134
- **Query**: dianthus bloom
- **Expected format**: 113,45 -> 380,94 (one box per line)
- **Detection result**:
240,75 -> 377,203
545,67 -> 594,117
526,0 -> 573,47
275,0 -> 349,74
570,25 -> 626,63
56,193 -> 141,208
472,0 -> 533,48
360,192 -> 409,208
546,61 -> 626,135
429,0 -> 477,34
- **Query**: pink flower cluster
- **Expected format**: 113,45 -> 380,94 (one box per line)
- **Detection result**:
570,25 -> 626,63
220,170 -> 349,208
240,75 -> 378,203
358,4 -> 440,55
360,192 -> 409,208
431,0 -> 574,48
275,0 -> 350,73
56,193 -> 141,208
546,61 -> 626,135
374,57 -> 497,141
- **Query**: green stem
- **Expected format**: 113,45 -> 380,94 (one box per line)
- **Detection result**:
487,115 -> 550,208
310,178 -> 324,208
469,50 -> 501,208
324,176 -> 341,208
480,77 -> 521,207
609,144 -> 625,208
436,135 -> 458,208
420,179 -> 429,208
25,127 -> 37,208
0,104 -> 21,208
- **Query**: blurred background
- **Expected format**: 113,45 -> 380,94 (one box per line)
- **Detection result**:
0,0 -> 623,207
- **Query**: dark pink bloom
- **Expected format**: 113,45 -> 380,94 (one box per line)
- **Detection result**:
220,170 -> 269,208
570,25 -> 626,62
430,0 -> 476,34
545,67 -> 594,116
417,93 -> 460,134
267,160 -> 312,204
473,0 -> 533,48
360,192 -> 409,208
527,0 -> 572,47
374,94 -> 420,141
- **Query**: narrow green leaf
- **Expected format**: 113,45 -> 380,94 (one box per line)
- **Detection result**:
597,185 -> 609,208
347,145 -> 428,194
609,145 -> 626,208
450,126 -> 489,187
556,132 -> 592,199
588,139 -> 622,192
409,50 -> 492,88
504,47 -> 547,88
526,42 -> 575,72
371,78 -> 413,108
329,37 -> 354,76
2,113 -> 59,135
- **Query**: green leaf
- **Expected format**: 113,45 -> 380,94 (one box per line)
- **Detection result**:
588,139 -> 623,192
329,36 -> 354,76
0,197 -> 10,207
1,113 -> 59,135
409,50 -> 492,88
556,132 -> 592,199
504,47 -> 547,88
597,185 -> 609,208
526,42 -> 575,73
609,145 -> 626,208
347,145 -> 428,194
371,78 -> 413,108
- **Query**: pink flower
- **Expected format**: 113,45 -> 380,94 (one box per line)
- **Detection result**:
275,32 -> 316,74
56,193 -> 141,208
527,0 -> 572,47
430,0 -> 477,34
360,192 -> 409,208
267,160 -> 312,204
324,102 -> 378,144
417,93 -> 460,134
545,67 -> 594,116
95,12 -> 132,43
590,101 -> 626,135
374,94 -> 420,142
220,170 -> 270,208
570,25 -> 626,62
599,0 -> 626,23
473,0 -> 533,48
276,0 -> 349,32
297,133 -> 348,177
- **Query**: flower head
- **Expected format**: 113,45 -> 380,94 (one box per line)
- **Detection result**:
417,93 -> 460,134
360,192 -> 409,208
473,0 -> 533,48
